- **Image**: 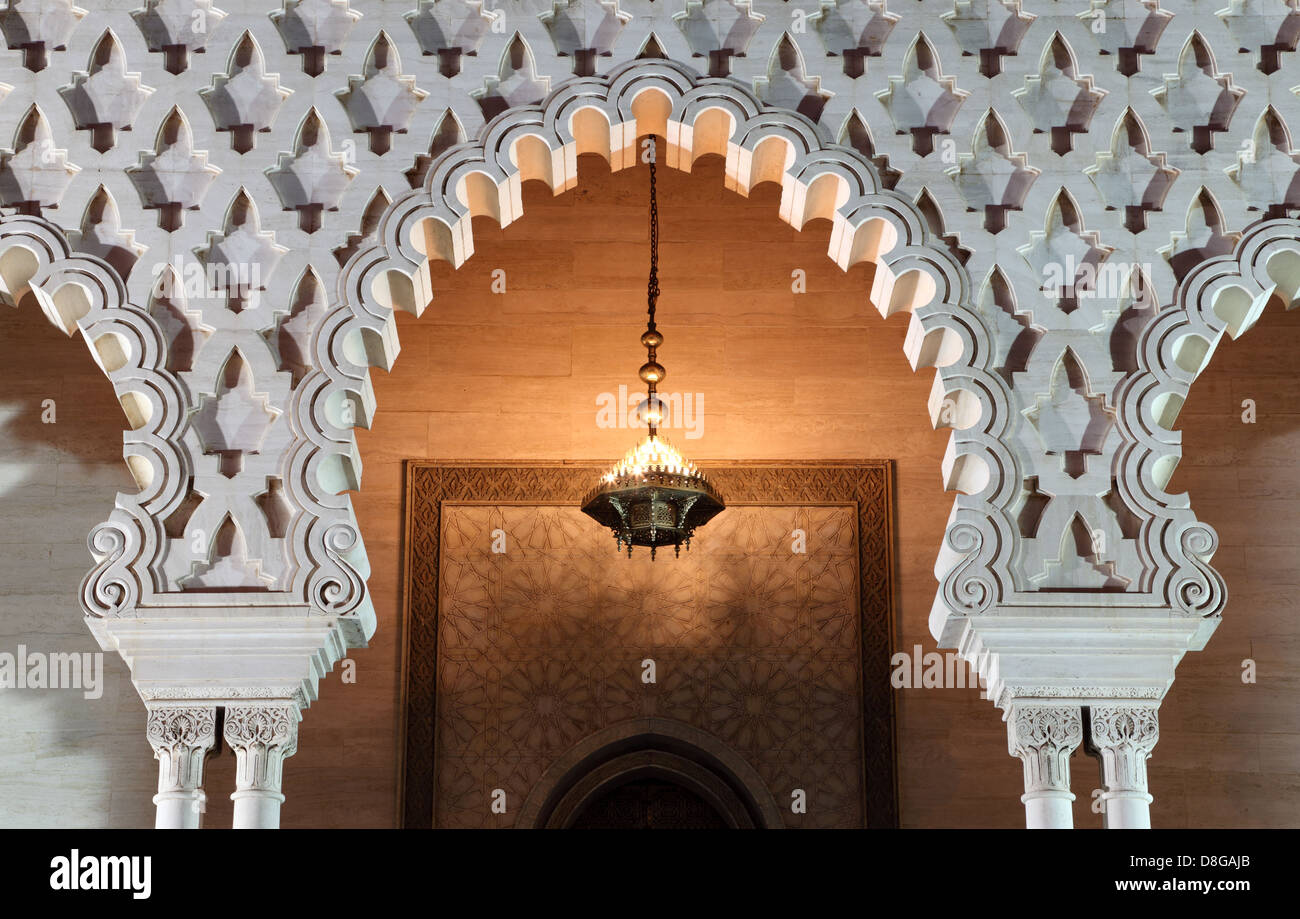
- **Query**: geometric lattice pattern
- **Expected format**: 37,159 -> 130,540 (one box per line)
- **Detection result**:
436,503 -> 861,828
5,0 -> 1288,619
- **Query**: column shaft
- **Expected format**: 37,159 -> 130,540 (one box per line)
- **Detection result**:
223,702 -> 300,830
146,706 -> 217,830
1089,704 -> 1159,829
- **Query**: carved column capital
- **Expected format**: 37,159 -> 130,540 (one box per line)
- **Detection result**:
223,702 -> 300,828
1008,704 -> 1083,795
1006,704 -> 1083,828
145,705 -> 217,829
1088,704 -> 1160,828
223,702 -> 300,794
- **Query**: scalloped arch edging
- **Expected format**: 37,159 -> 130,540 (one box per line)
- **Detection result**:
1114,216 -> 1300,618
294,57 -> 1020,643
0,213 -> 189,618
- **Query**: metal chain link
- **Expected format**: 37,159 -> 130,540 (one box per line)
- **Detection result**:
647,136 -> 659,326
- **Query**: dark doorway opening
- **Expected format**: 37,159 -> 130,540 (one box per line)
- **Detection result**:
569,777 -> 731,829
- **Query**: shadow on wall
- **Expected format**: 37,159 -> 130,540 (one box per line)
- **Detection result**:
1159,297 -> 1300,828
0,298 -> 156,828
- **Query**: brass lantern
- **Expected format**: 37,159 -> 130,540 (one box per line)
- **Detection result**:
580,139 -> 724,558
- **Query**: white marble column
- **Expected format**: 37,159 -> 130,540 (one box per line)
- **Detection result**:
1006,704 -> 1083,829
146,705 -> 217,829
223,702 -> 300,829
1088,704 -> 1159,829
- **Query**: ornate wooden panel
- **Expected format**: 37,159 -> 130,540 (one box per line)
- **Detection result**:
400,461 -> 898,828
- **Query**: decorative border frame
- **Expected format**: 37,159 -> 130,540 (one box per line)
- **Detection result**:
398,460 -> 900,829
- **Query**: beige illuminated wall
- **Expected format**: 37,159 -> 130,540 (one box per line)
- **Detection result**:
0,302 -> 154,826
1156,300 -> 1300,828
0,153 -> 1296,827
312,154 -> 1004,828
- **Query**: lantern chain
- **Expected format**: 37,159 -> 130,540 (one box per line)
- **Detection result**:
647,137 -> 659,326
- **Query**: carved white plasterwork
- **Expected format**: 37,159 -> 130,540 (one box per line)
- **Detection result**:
1007,703 -> 1082,801
1088,703 -> 1159,798
0,214 -> 188,619
223,701 -> 300,796
8,0 -> 1300,824
313,56 -> 1015,652
145,704 -> 217,794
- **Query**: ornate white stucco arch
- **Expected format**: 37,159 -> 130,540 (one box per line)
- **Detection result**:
305,57 -> 1017,652
1113,218 -> 1300,623
0,213 -> 189,617
1118,215 -> 1300,544
0,207 -> 365,713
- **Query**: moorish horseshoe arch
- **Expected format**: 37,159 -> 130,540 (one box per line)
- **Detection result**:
306,57 -> 1019,643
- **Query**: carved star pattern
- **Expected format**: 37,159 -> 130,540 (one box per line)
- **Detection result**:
433,502 -> 862,827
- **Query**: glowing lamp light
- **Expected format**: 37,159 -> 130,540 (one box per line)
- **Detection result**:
580,138 -> 725,559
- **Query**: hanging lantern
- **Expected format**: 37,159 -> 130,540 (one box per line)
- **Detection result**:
580,138 -> 724,559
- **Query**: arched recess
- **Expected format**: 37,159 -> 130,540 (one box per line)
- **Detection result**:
296,58 -> 1017,641
1115,217 -> 1300,619
515,717 -> 784,829
0,212 -> 369,710
0,214 -> 189,618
